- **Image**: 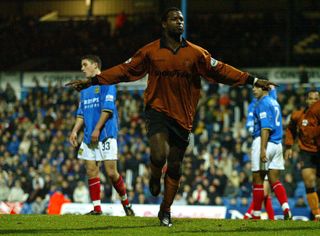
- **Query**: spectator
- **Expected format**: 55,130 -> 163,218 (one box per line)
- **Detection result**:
8,180 -> 27,203
73,181 -> 90,203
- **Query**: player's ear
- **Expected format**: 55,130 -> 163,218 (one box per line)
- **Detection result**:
162,21 -> 167,30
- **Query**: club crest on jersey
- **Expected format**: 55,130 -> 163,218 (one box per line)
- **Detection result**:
95,86 -> 100,94
302,119 -> 308,126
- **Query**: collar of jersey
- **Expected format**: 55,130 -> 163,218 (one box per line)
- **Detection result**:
160,37 -> 188,49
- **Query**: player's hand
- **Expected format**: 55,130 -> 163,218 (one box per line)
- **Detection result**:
284,148 -> 293,160
260,149 -> 268,163
69,132 -> 78,147
255,79 -> 278,90
65,79 -> 91,91
91,129 -> 100,145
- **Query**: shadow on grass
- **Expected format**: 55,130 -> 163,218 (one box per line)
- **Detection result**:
1,225 -> 319,235
172,226 -> 320,234
0,224 -> 160,235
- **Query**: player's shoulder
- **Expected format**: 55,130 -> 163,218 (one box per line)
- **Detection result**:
186,40 -> 208,54
140,39 -> 160,51
266,95 -> 279,105
291,109 -> 304,121
309,100 -> 320,112
100,84 -> 116,92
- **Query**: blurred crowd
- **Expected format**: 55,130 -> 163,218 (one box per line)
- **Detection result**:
1,11 -> 319,71
0,79 -> 316,214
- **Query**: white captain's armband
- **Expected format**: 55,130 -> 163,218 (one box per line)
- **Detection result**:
210,57 -> 218,67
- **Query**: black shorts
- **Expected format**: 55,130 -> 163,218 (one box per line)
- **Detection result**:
299,151 -> 320,174
144,108 -> 190,149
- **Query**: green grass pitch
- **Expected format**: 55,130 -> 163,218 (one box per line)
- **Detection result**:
0,215 -> 319,236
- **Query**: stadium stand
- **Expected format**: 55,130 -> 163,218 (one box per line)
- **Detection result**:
1,11 -> 320,71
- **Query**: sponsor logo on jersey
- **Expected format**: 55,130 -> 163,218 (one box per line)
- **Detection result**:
154,70 -> 192,79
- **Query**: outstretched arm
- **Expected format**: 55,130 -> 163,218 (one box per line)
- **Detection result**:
198,52 -> 278,88
66,50 -> 148,91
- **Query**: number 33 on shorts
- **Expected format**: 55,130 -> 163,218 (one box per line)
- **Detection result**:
99,138 -> 118,160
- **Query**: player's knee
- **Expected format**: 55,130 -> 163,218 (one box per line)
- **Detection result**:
303,176 -> 316,187
167,168 -> 182,180
166,162 -> 182,180
87,168 -> 99,178
107,169 -> 118,180
150,155 -> 166,168
305,187 -> 316,193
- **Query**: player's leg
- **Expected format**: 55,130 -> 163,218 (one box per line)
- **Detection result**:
268,169 -> 291,219
145,108 -> 170,196
157,121 -> 189,227
267,142 -> 291,219
99,138 -> 134,216
85,159 -> 102,214
103,160 -> 134,216
244,177 -> 274,220
251,137 -> 266,219
300,151 -> 320,220
302,167 -> 320,219
78,141 -> 102,214
243,201 -> 254,219
263,178 -> 274,220
158,144 -> 185,216
149,132 -> 170,196
252,171 -> 266,219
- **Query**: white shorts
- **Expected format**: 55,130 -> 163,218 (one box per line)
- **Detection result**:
77,138 -> 118,161
251,137 -> 284,171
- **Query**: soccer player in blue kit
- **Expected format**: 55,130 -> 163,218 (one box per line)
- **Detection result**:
69,55 -> 134,216
244,87 -> 277,220
250,84 -> 292,220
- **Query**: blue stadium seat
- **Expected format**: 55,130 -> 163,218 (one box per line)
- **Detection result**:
294,181 -> 306,198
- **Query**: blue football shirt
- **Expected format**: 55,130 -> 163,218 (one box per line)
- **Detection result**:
252,93 -> 282,143
77,85 -> 118,144
246,89 -> 277,134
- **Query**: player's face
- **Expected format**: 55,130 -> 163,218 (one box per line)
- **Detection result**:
162,11 -> 184,36
306,92 -> 319,107
81,59 -> 98,78
252,85 -> 264,99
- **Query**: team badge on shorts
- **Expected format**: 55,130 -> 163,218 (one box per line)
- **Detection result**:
78,148 -> 83,155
